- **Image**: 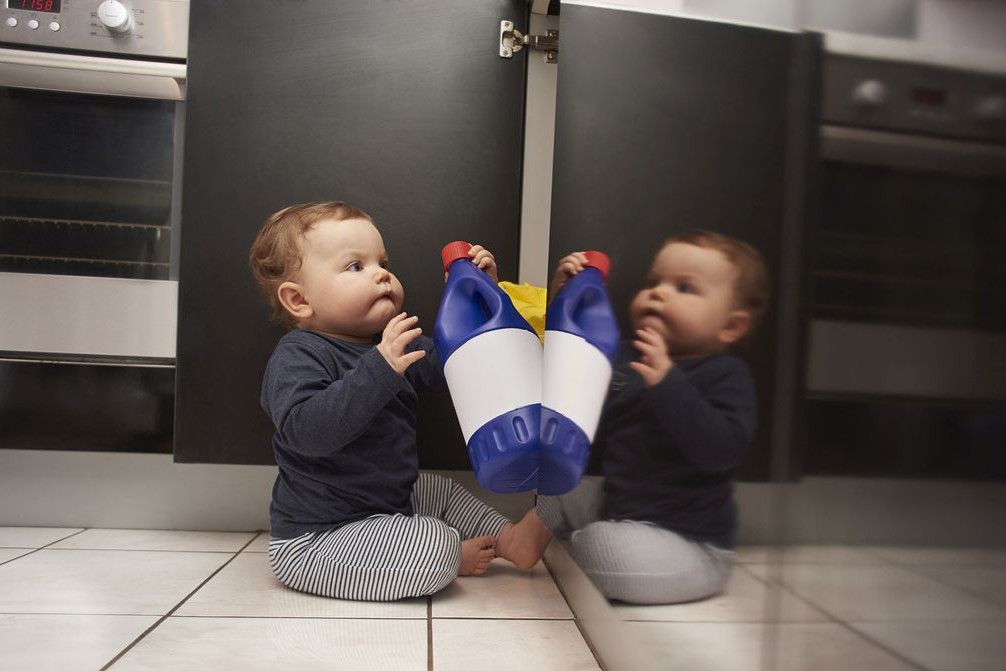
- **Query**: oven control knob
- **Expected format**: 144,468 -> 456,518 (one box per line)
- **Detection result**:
852,79 -> 888,107
974,95 -> 1006,122
97,0 -> 134,34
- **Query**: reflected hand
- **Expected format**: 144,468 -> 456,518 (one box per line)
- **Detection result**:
550,251 -> 587,302
629,327 -> 673,387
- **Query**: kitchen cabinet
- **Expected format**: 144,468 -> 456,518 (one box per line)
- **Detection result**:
175,0 -> 527,465
176,1 -> 817,481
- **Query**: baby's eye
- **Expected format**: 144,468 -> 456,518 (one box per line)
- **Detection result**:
677,281 -> 695,294
380,260 -> 390,270
346,261 -> 363,272
644,276 -> 659,288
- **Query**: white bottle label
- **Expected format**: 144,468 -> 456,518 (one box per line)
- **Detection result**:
443,328 -> 544,442
542,330 -> 613,441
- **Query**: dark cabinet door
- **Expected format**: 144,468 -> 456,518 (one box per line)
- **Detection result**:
176,1 -> 528,464
548,6 -> 820,480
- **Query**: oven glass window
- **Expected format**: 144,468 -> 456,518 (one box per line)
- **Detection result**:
0,88 -> 176,280
816,161 -> 1006,332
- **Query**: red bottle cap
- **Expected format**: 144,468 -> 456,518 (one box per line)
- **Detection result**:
441,241 -> 472,270
583,251 -> 610,280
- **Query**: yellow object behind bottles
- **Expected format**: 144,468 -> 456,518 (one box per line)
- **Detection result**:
499,281 -> 547,342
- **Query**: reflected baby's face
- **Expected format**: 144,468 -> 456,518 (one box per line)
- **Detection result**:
629,242 -> 747,358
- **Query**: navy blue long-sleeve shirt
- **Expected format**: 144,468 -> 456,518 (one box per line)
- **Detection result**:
261,329 -> 444,539
597,343 -> 757,549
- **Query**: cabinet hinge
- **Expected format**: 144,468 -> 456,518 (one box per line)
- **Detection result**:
500,21 -> 558,63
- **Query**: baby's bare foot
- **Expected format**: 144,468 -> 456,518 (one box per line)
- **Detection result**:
459,535 -> 495,576
496,508 -> 552,570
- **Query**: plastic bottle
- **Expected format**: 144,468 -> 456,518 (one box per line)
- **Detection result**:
433,241 -> 543,493
538,251 -> 620,495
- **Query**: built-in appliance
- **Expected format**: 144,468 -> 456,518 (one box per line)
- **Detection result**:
0,0 -> 188,453
805,32 -> 1006,479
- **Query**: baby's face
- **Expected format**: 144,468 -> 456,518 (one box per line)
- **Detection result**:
293,217 -> 404,341
629,242 -> 743,358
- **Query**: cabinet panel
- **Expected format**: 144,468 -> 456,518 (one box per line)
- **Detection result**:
549,6 -> 819,480
176,1 -> 528,464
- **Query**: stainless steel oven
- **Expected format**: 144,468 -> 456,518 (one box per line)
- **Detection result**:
804,33 -> 1006,479
0,0 -> 188,453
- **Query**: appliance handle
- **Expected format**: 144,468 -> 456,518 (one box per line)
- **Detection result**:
0,47 -> 185,101
821,125 -> 1006,178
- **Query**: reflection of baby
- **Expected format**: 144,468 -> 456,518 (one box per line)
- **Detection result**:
537,231 -> 769,604
249,201 -> 549,601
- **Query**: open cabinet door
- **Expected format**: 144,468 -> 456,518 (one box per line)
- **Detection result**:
548,3 -> 820,480
176,1 -> 528,464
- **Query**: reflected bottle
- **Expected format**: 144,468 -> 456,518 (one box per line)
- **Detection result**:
539,251 -> 620,495
433,241 -> 543,493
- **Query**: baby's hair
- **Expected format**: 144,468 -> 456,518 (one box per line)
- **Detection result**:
249,200 -> 373,328
664,230 -> 770,335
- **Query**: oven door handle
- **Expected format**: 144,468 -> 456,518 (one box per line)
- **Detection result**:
821,125 -> 1006,178
0,47 -> 185,101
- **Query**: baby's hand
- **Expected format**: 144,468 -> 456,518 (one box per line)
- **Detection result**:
468,244 -> 498,282
629,327 -> 673,387
377,312 -> 427,376
550,251 -> 588,300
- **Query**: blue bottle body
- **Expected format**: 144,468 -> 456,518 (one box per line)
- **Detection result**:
434,254 -> 543,493
539,265 -> 620,495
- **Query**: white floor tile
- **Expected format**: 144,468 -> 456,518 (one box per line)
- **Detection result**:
0,613 -> 157,671
747,563 -> 1006,621
852,620 -> 1006,671
0,527 -> 83,548
613,567 -> 828,623
109,616 -> 428,671
868,546 -> 1006,567
432,558 -> 572,619
176,553 -> 426,619
433,619 -> 599,671
0,549 -> 231,615
0,548 -> 33,564
909,565 -> 1006,606
242,532 -> 270,552
736,545 -> 886,565
626,622 -> 917,671
48,528 -> 256,553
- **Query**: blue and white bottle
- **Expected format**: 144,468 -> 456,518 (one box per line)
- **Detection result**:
539,251 -> 620,495
434,241 -> 543,493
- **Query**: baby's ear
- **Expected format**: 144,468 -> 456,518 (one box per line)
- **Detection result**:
718,310 -> 752,346
277,281 -> 312,321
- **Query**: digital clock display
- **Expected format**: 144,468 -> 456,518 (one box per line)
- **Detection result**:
912,87 -> 947,107
7,0 -> 62,13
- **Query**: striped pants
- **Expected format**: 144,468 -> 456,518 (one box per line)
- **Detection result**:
537,477 -> 733,605
268,473 -> 510,601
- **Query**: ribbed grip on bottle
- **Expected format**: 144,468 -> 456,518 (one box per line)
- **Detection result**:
441,241 -> 472,270
583,251 -> 610,280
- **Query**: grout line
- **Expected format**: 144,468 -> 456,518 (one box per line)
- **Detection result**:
742,561 -> 935,671
427,596 -> 434,671
98,547 -> 247,670
0,528 -> 91,566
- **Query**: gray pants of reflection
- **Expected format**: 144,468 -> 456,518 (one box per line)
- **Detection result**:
537,478 -> 733,605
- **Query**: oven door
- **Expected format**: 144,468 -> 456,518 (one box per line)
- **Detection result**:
0,47 -> 185,363
810,125 -> 1006,401
0,49 -> 184,454
806,124 -> 1006,479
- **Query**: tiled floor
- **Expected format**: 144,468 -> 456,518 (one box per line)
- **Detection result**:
0,527 -> 600,671
617,545 -> 1006,671
5,529 -> 1006,671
